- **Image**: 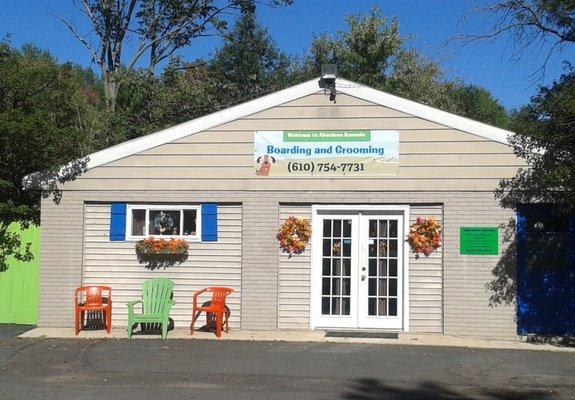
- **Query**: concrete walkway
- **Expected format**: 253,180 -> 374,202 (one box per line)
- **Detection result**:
20,327 -> 575,352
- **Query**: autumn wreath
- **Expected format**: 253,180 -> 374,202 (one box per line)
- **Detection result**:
407,217 -> 442,257
277,216 -> 312,256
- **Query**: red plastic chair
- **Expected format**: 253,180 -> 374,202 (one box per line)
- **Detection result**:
190,287 -> 233,338
74,286 -> 112,335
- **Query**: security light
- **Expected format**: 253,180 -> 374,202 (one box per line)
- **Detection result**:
320,64 -> 337,102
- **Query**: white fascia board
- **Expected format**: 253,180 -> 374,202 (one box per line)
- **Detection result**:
336,79 -> 515,145
83,79 -> 323,170
23,78 -> 322,187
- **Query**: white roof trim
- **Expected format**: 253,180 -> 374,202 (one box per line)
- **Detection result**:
335,78 -> 513,145
82,78 -> 323,170
25,77 -> 515,185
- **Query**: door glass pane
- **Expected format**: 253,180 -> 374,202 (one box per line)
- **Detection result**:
322,259 -> 330,275
389,298 -> 398,316
379,260 -> 387,276
378,279 -> 388,296
379,220 -> 388,237
378,298 -> 388,316
321,218 -> 352,316
369,278 -> 377,295
323,239 -> 331,256
343,220 -> 352,237
389,220 -> 398,237
332,278 -> 341,295
369,259 -> 377,276
389,278 -> 397,297
333,220 -> 342,237
342,259 -> 351,276
323,219 -> 332,237
369,220 -> 377,237
388,259 -> 397,277
367,218 -> 400,320
332,259 -> 341,276
368,298 -> 377,316
342,278 -> 351,295
343,239 -> 351,257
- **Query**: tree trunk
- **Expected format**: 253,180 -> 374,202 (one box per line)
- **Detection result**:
102,68 -> 119,114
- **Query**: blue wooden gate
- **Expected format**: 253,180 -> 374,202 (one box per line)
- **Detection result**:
516,205 -> 575,335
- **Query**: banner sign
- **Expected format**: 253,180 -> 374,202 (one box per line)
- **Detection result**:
254,130 -> 399,176
460,227 -> 499,255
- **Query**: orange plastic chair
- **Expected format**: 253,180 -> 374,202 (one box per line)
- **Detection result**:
74,286 -> 112,335
190,287 -> 233,338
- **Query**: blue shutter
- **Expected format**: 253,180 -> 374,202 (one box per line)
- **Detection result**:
201,203 -> 218,242
109,203 -> 127,241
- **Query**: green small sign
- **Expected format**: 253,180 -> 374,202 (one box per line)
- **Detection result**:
460,227 -> 499,255
283,130 -> 371,142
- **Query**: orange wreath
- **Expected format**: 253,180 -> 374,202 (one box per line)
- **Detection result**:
407,217 -> 442,258
277,216 -> 312,256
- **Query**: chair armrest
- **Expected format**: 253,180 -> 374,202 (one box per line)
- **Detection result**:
192,288 -> 208,309
126,300 -> 142,313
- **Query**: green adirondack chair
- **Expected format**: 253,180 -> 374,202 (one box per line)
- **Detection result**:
127,278 -> 175,339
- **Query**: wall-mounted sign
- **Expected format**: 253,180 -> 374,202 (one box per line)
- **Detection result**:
254,130 -> 399,176
460,227 -> 499,255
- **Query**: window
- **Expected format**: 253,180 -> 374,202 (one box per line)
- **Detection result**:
126,205 -> 201,240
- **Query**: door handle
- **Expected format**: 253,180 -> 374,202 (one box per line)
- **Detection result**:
361,275 -> 366,281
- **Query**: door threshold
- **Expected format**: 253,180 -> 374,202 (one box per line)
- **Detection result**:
324,330 -> 399,339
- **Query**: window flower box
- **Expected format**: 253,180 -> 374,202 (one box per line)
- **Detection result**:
136,237 -> 189,257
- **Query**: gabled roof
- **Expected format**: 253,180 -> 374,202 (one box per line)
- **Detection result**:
26,77 -> 515,182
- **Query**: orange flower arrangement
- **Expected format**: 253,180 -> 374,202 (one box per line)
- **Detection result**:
277,216 -> 312,256
407,217 -> 442,258
135,237 -> 189,256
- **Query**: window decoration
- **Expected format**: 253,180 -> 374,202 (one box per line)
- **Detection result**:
407,216 -> 442,258
135,237 -> 189,256
277,216 -> 312,256
127,205 -> 201,240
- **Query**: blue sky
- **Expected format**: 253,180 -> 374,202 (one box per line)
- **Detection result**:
2,0 -> 573,110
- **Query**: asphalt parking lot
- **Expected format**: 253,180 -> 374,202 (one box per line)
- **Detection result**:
0,327 -> 573,400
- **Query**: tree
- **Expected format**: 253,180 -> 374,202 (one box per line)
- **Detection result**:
296,7 -> 510,127
457,0 -> 575,72
0,41 -> 92,271
298,7 -> 402,88
206,2 -> 291,105
59,0 -> 292,113
497,71 -> 575,211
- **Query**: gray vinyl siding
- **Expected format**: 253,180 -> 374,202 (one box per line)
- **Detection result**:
277,204 -> 443,333
59,92 -> 524,193
408,206 -> 443,333
40,191 -> 515,339
277,205 -> 312,330
38,88 -> 522,340
82,203 -> 242,328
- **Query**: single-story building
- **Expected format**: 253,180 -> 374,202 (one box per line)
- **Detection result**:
35,77 -> 575,340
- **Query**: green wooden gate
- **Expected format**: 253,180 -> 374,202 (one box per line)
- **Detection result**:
0,223 -> 40,324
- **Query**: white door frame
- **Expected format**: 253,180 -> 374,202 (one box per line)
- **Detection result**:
310,205 -> 410,332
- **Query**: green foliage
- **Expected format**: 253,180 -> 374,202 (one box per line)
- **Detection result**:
0,40 -> 95,270
206,4 -> 291,104
297,7 -> 510,127
497,71 -> 575,211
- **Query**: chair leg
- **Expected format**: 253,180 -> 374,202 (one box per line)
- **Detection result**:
190,310 -> 196,335
216,312 -> 222,338
162,320 -> 169,339
74,310 -> 79,335
105,309 -> 111,334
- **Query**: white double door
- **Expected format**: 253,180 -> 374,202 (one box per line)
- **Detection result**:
311,207 -> 407,330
